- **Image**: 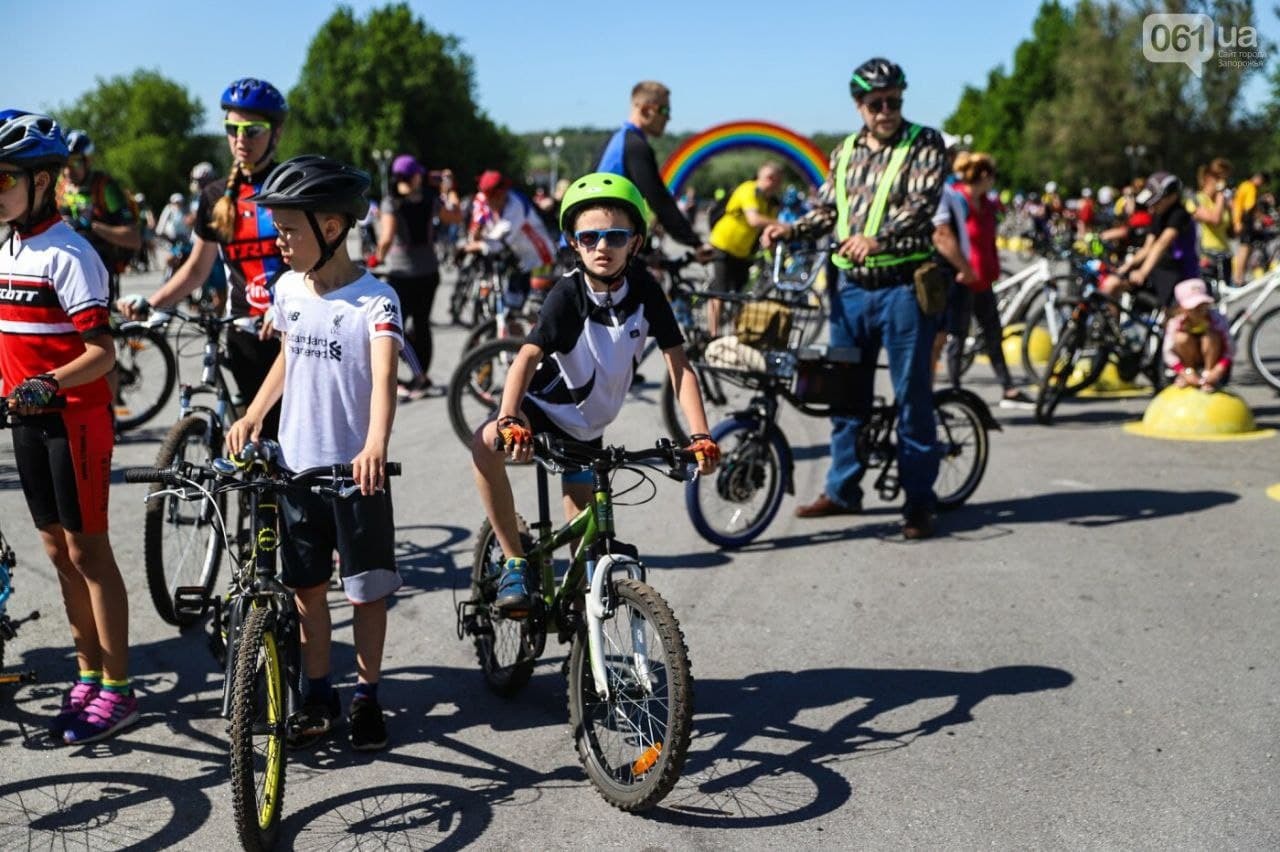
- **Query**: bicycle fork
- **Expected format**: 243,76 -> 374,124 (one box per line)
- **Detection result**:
584,553 -> 648,703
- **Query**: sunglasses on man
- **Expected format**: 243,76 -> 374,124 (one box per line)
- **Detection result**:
574,228 -> 634,249
224,120 -> 272,140
860,96 -> 903,114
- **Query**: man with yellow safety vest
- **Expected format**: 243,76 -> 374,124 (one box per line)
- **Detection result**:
763,57 -> 947,540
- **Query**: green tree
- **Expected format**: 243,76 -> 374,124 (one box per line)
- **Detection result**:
285,3 -> 524,196
57,69 -> 218,207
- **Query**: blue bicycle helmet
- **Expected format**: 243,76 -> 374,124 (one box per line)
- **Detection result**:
220,78 -> 288,122
65,129 -> 94,156
0,113 -> 69,167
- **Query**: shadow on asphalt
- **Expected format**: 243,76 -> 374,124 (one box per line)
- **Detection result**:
654,664 -> 1074,829
1,641 -> 1073,847
946,487 -> 1239,531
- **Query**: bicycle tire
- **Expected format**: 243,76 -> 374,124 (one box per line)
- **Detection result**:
933,390 -> 989,508
567,578 -> 693,812
113,325 -> 177,431
229,605 -> 287,852
1020,282 -> 1073,383
1035,316 -> 1106,425
1247,303 -> 1280,391
447,337 -> 525,447
469,519 -> 538,697
143,415 -> 225,627
685,417 -> 790,548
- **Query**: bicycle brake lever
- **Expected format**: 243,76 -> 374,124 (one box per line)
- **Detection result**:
312,484 -> 362,499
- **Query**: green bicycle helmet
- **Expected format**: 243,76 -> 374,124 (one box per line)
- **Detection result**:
559,172 -> 651,239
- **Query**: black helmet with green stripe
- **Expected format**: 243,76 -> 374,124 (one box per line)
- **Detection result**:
849,57 -> 907,99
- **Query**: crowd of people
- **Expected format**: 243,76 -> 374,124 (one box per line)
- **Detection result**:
0,54 -> 1266,767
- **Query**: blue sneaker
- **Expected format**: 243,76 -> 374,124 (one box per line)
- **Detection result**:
495,557 -> 530,616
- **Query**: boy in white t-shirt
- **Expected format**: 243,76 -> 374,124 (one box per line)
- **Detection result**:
227,155 -> 402,752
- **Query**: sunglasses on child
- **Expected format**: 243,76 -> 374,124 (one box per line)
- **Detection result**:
224,120 -> 273,140
0,170 -> 24,193
574,228 -> 635,249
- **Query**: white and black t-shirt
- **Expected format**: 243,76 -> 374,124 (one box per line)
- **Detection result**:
525,267 -> 683,441
270,271 -> 403,471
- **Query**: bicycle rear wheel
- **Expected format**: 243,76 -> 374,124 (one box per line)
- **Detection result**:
144,415 -> 225,627
685,417 -> 789,548
660,366 -> 755,445
567,578 -> 693,812
229,605 -> 287,852
934,391 -> 989,508
469,519 -> 538,697
447,337 -> 525,447
1248,304 -> 1280,391
113,325 -> 176,431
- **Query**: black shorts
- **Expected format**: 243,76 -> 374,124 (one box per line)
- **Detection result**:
225,327 -> 281,438
1146,268 -> 1182,308
279,487 -> 400,603
711,250 -> 754,293
12,405 -> 114,534
489,399 -> 603,485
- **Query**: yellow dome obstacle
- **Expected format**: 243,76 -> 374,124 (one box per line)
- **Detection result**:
1123,385 -> 1275,441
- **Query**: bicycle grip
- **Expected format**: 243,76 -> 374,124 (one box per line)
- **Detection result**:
329,463 -> 401,477
123,467 -> 166,484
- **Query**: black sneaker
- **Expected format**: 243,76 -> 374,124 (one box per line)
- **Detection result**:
287,690 -> 340,750
349,697 -> 388,752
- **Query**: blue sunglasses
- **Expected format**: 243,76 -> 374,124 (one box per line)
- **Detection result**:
574,228 -> 634,249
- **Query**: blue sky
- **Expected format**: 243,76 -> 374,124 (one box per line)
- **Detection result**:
10,0 -> 1277,137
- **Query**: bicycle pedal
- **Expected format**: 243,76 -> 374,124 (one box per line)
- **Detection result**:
174,587 -> 211,619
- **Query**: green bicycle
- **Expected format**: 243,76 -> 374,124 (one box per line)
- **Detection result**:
456,434 -> 696,812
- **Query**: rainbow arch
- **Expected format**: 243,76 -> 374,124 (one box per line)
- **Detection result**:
660,120 -> 828,196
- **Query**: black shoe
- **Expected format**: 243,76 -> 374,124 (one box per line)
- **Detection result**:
902,511 -> 936,541
349,697 -> 388,752
287,690 -> 340,750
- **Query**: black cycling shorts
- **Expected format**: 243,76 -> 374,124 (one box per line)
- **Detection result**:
11,405 -> 114,535
711,250 -> 754,293
279,486 -> 400,603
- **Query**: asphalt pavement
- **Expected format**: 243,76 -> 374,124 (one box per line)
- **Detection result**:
0,258 -> 1277,850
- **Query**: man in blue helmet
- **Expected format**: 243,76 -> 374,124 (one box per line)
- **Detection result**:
763,57 -> 948,540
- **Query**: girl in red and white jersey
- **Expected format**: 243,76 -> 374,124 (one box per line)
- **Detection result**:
0,111 -> 137,744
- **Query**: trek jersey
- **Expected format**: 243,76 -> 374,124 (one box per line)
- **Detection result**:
597,123 -> 701,247
525,267 -> 683,441
0,217 -> 112,408
194,167 -> 285,318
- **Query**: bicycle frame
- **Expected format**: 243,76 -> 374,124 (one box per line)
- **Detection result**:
993,257 -> 1052,326
1222,266 -> 1280,338
514,461 -> 648,702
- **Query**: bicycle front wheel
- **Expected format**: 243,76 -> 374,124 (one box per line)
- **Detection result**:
685,417 -> 789,548
567,578 -> 693,812
1035,315 -> 1107,425
229,605 -> 287,852
113,325 -> 176,431
447,337 -> 525,447
144,415 -> 225,627
1248,304 -> 1280,391
934,390 -> 989,508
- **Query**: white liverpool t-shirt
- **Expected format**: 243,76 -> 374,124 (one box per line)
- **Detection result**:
270,270 -> 403,471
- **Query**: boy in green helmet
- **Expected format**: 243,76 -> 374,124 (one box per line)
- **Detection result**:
470,172 -> 720,613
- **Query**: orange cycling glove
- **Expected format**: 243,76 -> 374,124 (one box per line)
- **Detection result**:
497,415 -> 533,450
686,433 -> 720,466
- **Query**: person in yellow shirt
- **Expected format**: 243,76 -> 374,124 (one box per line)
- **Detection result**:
1190,158 -> 1232,284
1232,170 -> 1269,284
707,161 -> 783,335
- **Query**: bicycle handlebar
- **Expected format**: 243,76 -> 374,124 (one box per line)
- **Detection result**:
0,397 -> 68,428
492,432 -> 696,471
123,460 -> 402,486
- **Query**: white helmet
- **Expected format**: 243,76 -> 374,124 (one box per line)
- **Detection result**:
1098,186 -> 1115,204
169,192 -> 185,204
1081,187 -> 1093,198
1044,181 -> 1058,194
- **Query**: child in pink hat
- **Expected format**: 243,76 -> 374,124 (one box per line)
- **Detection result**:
1163,278 -> 1233,392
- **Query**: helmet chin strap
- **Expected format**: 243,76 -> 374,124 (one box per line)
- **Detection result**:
579,252 -> 635,288
304,211 -> 349,274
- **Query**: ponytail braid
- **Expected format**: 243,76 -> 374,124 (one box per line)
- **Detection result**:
210,161 -> 252,243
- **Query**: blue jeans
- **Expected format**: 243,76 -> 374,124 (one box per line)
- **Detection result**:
825,274 -> 938,516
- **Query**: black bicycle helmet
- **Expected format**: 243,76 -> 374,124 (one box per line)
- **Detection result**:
249,155 -> 371,273
65,129 -> 94,156
849,57 -> 908,98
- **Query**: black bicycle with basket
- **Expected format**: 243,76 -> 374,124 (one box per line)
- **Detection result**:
680,289 -> 999,548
